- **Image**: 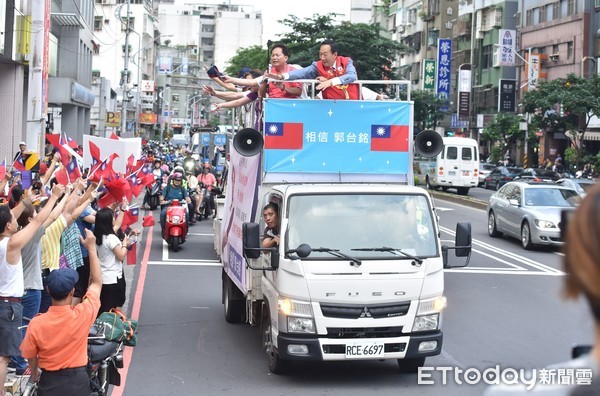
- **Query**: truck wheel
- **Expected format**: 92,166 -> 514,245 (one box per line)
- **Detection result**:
397,357 -> 426,373
261,303 -> 289,374
223,276 -> 245,324
457,187 -> 469,195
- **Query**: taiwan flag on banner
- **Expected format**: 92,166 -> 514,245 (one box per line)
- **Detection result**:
370,125 -> 409,152
264,122 -> 303,150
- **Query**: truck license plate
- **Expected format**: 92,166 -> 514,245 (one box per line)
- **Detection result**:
448,171 -> 456,176
345,342 -> 384,358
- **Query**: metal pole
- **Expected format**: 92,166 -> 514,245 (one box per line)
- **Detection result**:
120,0 -> 131,136
134,33 -> 141,137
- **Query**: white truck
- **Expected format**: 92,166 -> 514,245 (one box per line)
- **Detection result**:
214,85 -> 471,373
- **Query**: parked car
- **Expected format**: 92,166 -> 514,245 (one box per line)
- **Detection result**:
487,181 -> 581,249
478,163 -> 496,187
555,178 -> 597,198
514,168 -> 561,182
483,166 -> 523,190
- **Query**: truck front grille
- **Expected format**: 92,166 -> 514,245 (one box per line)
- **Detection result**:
326,326 -> 404,339
320,302 -> 411,319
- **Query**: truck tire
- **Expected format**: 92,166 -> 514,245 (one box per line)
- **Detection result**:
397,357 -> 426,373
223,276 -> 245,324
261,302 -> 289,374
456,187 -> 469,195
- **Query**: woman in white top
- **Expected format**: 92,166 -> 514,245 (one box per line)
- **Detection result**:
93,207 -> 131,315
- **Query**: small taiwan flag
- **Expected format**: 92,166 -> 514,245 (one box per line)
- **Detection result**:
127,242 -> 137,265
264,122 -> 303,150
370,125 -> 409,152
122,207 -> 140,229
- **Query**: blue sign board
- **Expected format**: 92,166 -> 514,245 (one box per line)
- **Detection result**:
201,133 -> 210,146
436,38 -> 452,111
213,134 -> 227,146
263,99 -> 412,175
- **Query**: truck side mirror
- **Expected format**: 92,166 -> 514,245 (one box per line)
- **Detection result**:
285,243 -> 312,259
242,222 -> 261,259
454,222 -> 471,257
442,222 -> 472,268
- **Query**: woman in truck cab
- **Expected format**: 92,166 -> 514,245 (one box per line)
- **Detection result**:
261,203 -> 280,248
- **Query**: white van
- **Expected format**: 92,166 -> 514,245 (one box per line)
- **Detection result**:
415,137 -> 479,195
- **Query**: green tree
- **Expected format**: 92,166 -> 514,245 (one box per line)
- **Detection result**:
520,73 -> 600,167
410,89 -> 450,130
481,112 -> 523,164
224,46 -> 268,76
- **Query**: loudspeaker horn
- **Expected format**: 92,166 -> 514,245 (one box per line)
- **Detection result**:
233,128 -> 264,157
414,129 -> 443,157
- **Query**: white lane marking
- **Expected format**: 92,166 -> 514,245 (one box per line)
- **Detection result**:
187,233 -> 215,236
446,269 -> 563,276
435,207 -> 454,212
440,225 -> 564,275
147,260 -> 222,266
190,307 -> 210,309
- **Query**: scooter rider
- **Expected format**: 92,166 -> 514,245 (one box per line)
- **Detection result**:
142,159 -> 165,210
198,163 -> 218,218
160,172 -> 194,229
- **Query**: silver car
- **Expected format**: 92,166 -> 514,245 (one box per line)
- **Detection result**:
487,181 -> 581,249
555,178 -> 596,198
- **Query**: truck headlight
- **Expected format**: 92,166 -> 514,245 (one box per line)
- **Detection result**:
287,317 -> 315,334
417,296 -> 447,315
278,298 -> 315,334
412,313 -> 439,332
534,219 -> 557,229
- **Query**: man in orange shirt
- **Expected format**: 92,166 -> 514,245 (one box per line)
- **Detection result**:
21,229 -> 102,395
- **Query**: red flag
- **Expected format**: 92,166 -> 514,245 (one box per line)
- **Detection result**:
97,191 -> 117,208
122,207 -> 140,230
127,173 -> 144,197
63,133 -> 78,149
0,161 -> 5,180
46,133 -> 61,149
110,132 -> 120,140
88,141 -> 101,167
105,177 -> 131,203
142,215 -> 155,227
89,153 -> 119,183
54,168 -> 70,186
126,154 -> 135,174
127,242 -> 137,265
66,155 -> 81,180
370,125 -> 409,152
264,122 -> 303,150
12,155 -> 26,171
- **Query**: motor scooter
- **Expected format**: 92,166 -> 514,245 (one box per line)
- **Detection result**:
162,199 -> 188,252
199,183 -> 213,220
146,177 -> 162,210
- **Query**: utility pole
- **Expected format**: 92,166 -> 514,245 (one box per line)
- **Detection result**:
120,0 -> 131,136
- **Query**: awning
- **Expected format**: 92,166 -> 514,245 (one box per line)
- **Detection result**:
583,131 -> 600,141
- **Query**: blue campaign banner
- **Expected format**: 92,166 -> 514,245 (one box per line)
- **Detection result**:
201,133 -> 210,146
263,99 -> 412,175
214,134 -> 227,146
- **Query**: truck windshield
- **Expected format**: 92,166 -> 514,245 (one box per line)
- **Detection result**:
287,193 -> 438,259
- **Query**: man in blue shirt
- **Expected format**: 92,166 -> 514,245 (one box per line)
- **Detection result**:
159,172 -> 193,231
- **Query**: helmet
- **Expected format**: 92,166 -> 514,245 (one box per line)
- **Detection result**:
172,172 -> 183,181
173,165 -> 185,174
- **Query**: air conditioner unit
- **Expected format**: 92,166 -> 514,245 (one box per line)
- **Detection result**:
549,53 -> 559,62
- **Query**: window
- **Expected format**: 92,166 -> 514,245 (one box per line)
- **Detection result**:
427,29 -> 439,47
552,44 -> 559,55
94,16 -> 102,31
567,0 -> 576,15
482,45 -> 494,69
447,147 -> 458,160
596,0 -> 600,8
172,94 -> 179,103
428,0 -> 440,15
567,41 -> 573,58
461,147 -> 473,161
539,5 -> 547,23
121,17 -> 134,31
93,43 -> 100,55
526,9 -> 533,26
552,2 -> 560,19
